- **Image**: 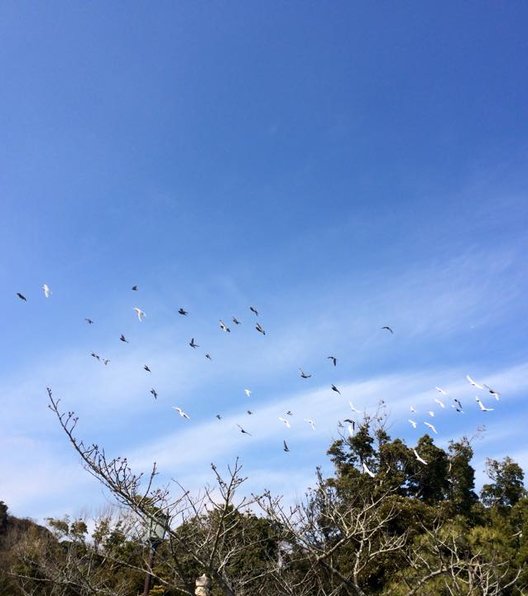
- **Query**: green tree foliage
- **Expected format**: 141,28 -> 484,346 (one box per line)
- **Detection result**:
3,393 -> 526,594
481,456 -> 527,509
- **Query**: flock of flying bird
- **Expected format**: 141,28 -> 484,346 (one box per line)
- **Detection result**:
15,284 -> 503,469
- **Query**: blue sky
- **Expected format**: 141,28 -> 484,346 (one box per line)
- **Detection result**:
1,2 -> 528,522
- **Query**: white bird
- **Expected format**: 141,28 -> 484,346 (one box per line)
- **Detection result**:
434,398 -> 446,409
475,396 -> 494,412
347,423 -> 355,438
435,387 -> 448,395
410,405 -> 416,413
362,462 -> 375,478
427,410 -> 435,417
424,422 -> 438,434
305,418 -> 316,431
133,307 -> 146,321
408,419 -> 417,429
42,283 -> 51,298
466,374 -> 485,390
413,448 -> 428,465
244,388 -> 252,397
278,417 -> 291,429
219,320 -> 231,333
483,384 -> 501,400
349,401 -> 362,413
172,407 -> 190,419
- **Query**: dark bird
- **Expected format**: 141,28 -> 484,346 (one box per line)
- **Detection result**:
299,369 -> 312,379
219,320 -> 231,333
178,308 -> 188,316
150,389 -> 158,399
189,338 -> 199,348
84,318 -> 94,325
144,364 -> 151,373
216,414 -> 222,420
16,293 -> 27,302
205,353 -> 212,360
247,410 -> 253,415
91,352 -> 100,361
327,356 -> 337,367
102,359 -> 110,366
255,322 -> 266,335
331,384 -> 341,395
131,285 -> 139,291
232,317 -> 241,325
120,334 -> 129,343
283,440 -> 290,453
249,306 -> 259,316
381,326 -> 394,334
237,424 -> 252,436
286,410 -> 293,416
452,398 -> 464,413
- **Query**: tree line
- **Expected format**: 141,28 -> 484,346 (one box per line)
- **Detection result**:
1,390 -> 527,595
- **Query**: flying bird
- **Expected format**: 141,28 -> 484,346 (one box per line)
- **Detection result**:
232,317 -> 241,325
16,293 -> 27,301
349,401 -> 362,413
219,320 -> 231,333
205,353 -> 212,360
178,308 -> 188,316
433,398 -> 446,409
237,424 -> 252,436
120,334 -> 129,343
413,449 -> 428,465
278,417 -> 291,428
84,318 -> 94,325
427,410 -> 435,417
189,338 -> 199,348
247,410 -> 253,415
410,405 -> 416,413
362,462 -> 375,478
452,398 -> 464,413
435,387 -> 448,395
133,307 -> 146,321
144,364 -> 151,373
283,440 -> 290,453
131,285 -> 138,291
172,407 -> 190,419
475,397 -> 494,412
466,375 -> 485,390
255,322 -> 266,335
327,356 -> 337,367
244,388 -> 252,397
249,306 -> 259,316
424,422 -> 438,434
150,389 -> 158,399
42,284 -> 51,298
483,384 -> 501,400
305,419 -> 316,431
216,414 -> 222,420
331,384 -> 341,395
91,352 -> 100,361
381,326 -> 394,334
408,419 -> 417,429
299,369 -> 312,379
102,359 -> 110,366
